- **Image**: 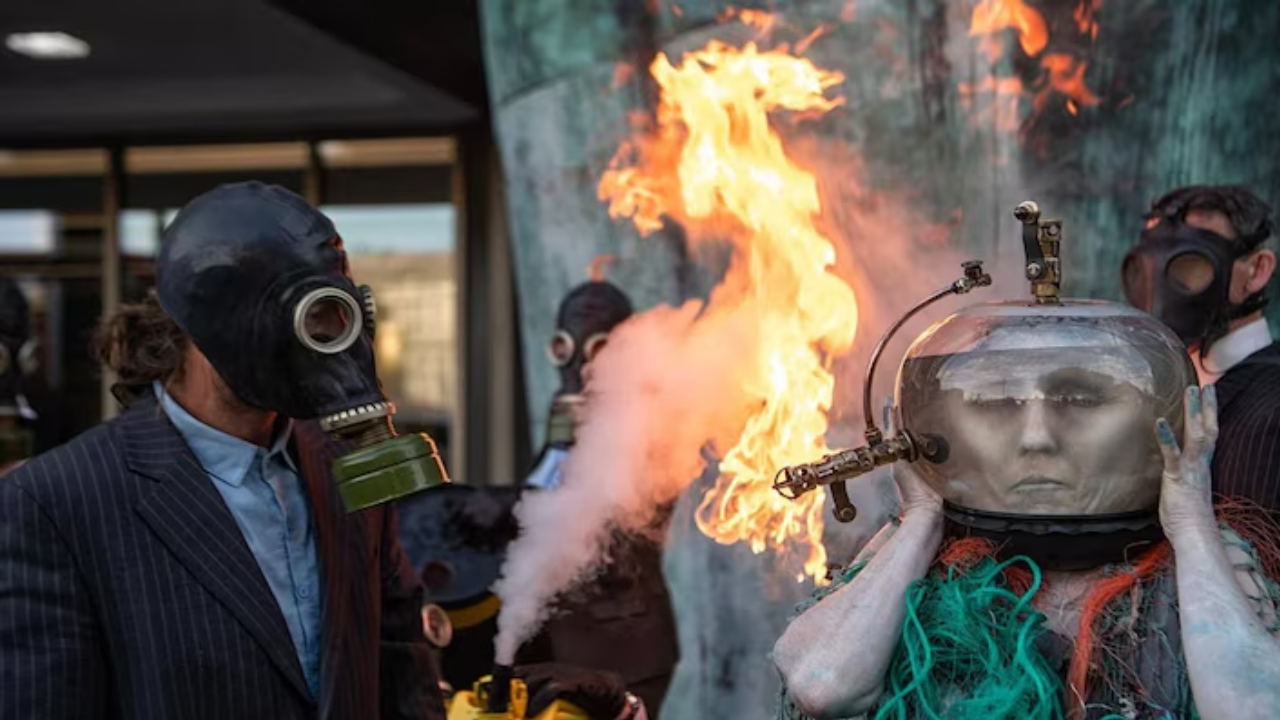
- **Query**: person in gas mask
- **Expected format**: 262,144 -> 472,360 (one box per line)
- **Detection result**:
0,182 -> 448,719
1122,185 -> 1280,517
524,269 -> 681,718
527,271 -> 633,490
0,278 -> 37,475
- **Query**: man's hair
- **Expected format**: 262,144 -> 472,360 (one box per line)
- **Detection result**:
93,291 -> 187,403
1146,184 -> 1274,249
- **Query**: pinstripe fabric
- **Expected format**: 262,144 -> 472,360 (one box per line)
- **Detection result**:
1212,342 -> 1280,519
0,396 -> 445,720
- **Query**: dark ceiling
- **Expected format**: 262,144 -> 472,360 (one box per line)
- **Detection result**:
0,0 -> 488,148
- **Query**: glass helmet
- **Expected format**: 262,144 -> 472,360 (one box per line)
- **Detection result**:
894,299 -> 1195,516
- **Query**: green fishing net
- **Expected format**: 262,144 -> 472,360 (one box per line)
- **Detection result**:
778,552 -> 1064,720
774,525 -> 1280,720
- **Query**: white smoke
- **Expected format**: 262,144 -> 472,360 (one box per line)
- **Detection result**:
492,291 -> 761,664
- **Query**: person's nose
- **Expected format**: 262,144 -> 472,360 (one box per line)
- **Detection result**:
1018,401 -> 1058,455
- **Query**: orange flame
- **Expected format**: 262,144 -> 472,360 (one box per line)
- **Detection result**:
966,0 -> 1104,129
969,0 -> 1047,57
727,8 -> 778,33
598,40 -> 856,582
1039,52 -> 1099,111
1074,0 -> 1101,39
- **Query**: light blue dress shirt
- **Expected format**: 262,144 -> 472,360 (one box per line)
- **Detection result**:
154,382 -> 323,696
525,447 -> 569,490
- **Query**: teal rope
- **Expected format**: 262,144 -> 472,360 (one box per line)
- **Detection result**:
872,554 -> 1065,720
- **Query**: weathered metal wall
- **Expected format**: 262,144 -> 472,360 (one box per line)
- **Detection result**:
478,1 -> 1280,718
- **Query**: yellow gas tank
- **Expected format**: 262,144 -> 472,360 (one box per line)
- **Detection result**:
447,676 -> 591,720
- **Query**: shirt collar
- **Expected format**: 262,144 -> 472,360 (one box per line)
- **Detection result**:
153,381 -> 297,487
1194,318 -> 1275,385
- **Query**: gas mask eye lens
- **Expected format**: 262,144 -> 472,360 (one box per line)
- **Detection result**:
293,288 -> 364,354
1166,253 -> 1214,294
583,332 -> 610,363
307,302 -> 348,343
546,330 -> 575,367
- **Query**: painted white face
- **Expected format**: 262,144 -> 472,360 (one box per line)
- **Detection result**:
935,353 -> 1161,514
896,303 -> 1195,516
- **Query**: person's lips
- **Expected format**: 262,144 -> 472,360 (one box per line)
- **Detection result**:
1012,475 -> 1070,492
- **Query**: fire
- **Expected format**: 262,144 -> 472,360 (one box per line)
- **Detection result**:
969,0 -> 1047,57
725,8 -> 778,33
1074,0 -> 1101,38
965,0 -> 1104,130
598,39 -> 856,582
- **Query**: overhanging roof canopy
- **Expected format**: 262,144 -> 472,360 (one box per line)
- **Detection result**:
0,0 -> 483,148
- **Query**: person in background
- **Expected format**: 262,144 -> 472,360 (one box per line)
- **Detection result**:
1122,184 -> 1280,518
0,182 -> 445,719
524,269 -> 680,718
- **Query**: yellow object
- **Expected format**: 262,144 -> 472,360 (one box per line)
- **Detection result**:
445,594 -> 502,630
447,676 -> 591,720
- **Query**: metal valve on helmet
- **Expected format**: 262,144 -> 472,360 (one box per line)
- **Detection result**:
1016,201 -> 1063,305
772,257 -> 992,523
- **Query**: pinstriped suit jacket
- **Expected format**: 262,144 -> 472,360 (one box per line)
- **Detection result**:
0,396 -> 446,720
1213,341 -> 1280,519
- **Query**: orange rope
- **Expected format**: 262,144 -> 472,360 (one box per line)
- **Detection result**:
928,501 -> 1279,719
1065,541 -> 1172,720
937,536 -> 1001,573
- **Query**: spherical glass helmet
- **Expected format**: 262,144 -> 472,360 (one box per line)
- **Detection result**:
894,300 -> 1195,516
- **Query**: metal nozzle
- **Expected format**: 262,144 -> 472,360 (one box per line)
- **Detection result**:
486,664 -> 514,713
773,435 -> 918,500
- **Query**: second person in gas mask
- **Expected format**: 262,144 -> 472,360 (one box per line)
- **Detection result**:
1121,184 -> 1280,518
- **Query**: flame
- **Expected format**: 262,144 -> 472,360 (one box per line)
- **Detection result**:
1074,0 -> 1101,39
1039,52 -> 1099,112
966,0 -> 1104,129
969,0 -> 1047,57
598,39 -> 856,582
728,8 -> 778,33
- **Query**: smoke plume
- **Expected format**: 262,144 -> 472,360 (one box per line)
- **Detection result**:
492,286 -> 762,663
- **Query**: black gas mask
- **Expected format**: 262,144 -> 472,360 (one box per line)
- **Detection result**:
157,182 -> 448,511
1122,212 -> 1271,355
0,278 -> 35,467
543,281 -> 632,448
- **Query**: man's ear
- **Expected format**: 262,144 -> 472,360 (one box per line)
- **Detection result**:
1246,249 -> 1277,294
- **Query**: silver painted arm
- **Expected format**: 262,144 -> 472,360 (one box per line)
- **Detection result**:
772,504 -> 942,719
